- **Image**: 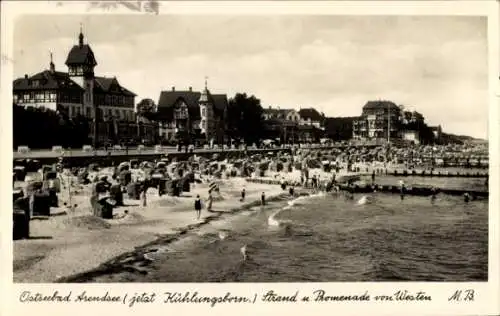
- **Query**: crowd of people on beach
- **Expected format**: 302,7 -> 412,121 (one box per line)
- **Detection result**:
12,141 -> 488,240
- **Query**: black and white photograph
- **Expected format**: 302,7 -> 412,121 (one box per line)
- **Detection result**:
4,3 -> 497,309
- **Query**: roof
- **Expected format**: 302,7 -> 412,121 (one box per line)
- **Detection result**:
65,44 -> 98,66
298,108 -> 323,121
211,94 -> 228,115
362,100 -> 400,111
262,108 -> 296,118
13,70 -> 84,92
157,90 -> 228,121
94,76 -> 136,96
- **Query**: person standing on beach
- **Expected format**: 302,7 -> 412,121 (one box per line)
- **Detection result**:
141,187 -> 148,207
312,175 -> 317,189
261,192 -> 266,206
194,195 -> 202,219
399,180 -> 405,200
280,177 -> 286,190
371,170 -> 376,185
430,186 -> 437,204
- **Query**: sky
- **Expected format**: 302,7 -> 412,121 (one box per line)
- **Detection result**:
13,15 -> 488,139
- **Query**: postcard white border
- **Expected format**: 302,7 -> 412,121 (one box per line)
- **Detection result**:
1,1 -> 499,315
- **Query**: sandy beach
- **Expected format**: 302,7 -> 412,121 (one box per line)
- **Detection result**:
13,176 -> 286,283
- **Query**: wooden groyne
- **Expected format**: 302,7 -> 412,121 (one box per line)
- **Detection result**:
245,178 -> 489,198
390,169 -> 488,178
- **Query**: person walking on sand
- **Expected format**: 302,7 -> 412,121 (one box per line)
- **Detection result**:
240,188 -> 246,202
261,192 -> 266,206
194,195 -> 202,219
207,191 -> 213,212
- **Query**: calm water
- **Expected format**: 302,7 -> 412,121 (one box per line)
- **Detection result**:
105,191 -> 488,282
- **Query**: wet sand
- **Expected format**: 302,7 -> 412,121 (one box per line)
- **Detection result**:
13,177 -> 286,283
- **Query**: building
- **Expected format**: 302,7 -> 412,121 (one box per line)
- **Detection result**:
298,108 -> 324,129
13,28 -> 137,145
156,83 -> 228,145
352,100 -> 402,140
262,107 -> 301,122
261,106 -> 323,143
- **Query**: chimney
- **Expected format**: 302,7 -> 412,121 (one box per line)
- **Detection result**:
172,86 -> 175,91
189,87 -> 192,92
24,74 -> 28,79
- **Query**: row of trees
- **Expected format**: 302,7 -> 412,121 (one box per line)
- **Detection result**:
13,104 -> 91,149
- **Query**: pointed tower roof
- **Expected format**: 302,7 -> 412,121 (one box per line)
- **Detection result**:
65,25 -> 98,67
199,76 -> 210,103
49,51 -> 55,73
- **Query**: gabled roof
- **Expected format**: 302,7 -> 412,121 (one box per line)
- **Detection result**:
362,100 -> 400,111
262,108 -> 296,119
65,44 -> 97,66
298,108 -> 323,121
157,90 -> 228,121
13,70 -> 84,91
158,91 -> 202,109
94,76 -> 136,96
211,94 -> 228,115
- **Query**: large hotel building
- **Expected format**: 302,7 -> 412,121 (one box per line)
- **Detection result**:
13,29 -> 140,144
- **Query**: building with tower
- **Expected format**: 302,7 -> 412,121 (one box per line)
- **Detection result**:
13,27 -> 138,145
156,80 -> 228,145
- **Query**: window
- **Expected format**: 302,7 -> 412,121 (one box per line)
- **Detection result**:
35,92 -> 44,101
201,107 -> 206,116
86,107 -> 91,117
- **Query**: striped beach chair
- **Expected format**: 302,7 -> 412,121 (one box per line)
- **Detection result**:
208,181 -> 219,193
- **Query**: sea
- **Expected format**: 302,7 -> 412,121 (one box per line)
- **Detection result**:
96,176 -> 488,282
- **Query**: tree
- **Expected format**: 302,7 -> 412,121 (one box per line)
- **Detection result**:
227,93 -> 264,145
13,104 -> 90,149
136,98 -> 156,121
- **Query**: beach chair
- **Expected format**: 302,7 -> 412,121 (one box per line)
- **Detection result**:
13,166 -> 26,182
13,197 -> 30,240
17,146 -> 30,154
52,146 -> 64,154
